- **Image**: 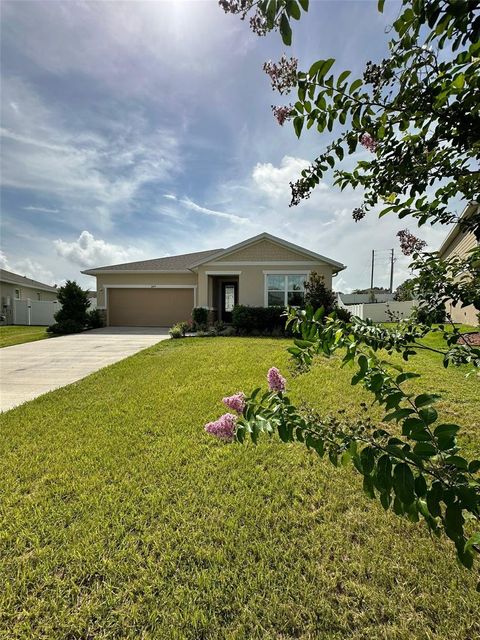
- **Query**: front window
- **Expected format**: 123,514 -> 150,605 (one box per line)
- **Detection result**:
266,274 -> 307,307
14,289 -> 20,299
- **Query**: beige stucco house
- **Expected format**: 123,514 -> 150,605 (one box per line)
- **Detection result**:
0,268 -> 58,325
438,202 -> 479,326
82,232 -> 346,327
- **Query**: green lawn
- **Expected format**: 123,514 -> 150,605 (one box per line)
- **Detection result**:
0,325 -> 50,348
1,336 -> 479,639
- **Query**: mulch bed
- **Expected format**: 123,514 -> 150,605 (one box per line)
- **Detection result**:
457,332 -> 480,346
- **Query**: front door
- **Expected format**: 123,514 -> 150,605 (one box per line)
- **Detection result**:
221,282 -> 237,323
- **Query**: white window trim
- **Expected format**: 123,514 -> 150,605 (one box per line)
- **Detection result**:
263,271 -> 310,307
14,288 -> 20,299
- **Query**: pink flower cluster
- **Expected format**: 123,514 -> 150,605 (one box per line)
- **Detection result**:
360,132 -> 378,153
267,367 -> 286,392
204,413 -> 237,442
222,392 -> 246,414
263,55 -> 298,94
397,229 -> 427,256
272,105 -> 293,126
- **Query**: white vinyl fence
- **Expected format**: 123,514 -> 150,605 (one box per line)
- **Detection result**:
345,300 -> 417,322
13,299 -> 60,326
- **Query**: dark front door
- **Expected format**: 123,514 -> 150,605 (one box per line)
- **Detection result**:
221,282 -> 237,323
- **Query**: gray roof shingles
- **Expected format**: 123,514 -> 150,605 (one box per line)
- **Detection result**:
0,268 -> 57,292
82,248 -> 223,273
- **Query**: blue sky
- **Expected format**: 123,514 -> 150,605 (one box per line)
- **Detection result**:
1,0 -> 449,291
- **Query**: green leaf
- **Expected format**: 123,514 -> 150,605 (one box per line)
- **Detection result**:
444,455 -> 468,470
363,474 -> 375,499
279,13 -> 292,45
468,460 -> 480,473
286,0 -> 301,20
414,474 -> 428,497
298,0 -> 309,10
418,406 -> 438,425
309,60 -> 324,77
358,354 -> 368,373
434,423 -> 460,438
319,58 -> 335,79
426,482 -> 442,517
378,0 -> 385,12
349,78 -> 363,94
384,408 -> 414,422
465,532 -> 480,553
453,73 -> 465,89
375,455 -> 392,493
444,503 -> 463,541
293,115 -> 304,138
380,492 -> 391,510
413,442 -> 437,458
396,372 -> 421,384
337,69 -> 351,86
393,463 -> 415,505
360,446 -> 375,474
266,0 -> 277,28
414,393 -> 440,408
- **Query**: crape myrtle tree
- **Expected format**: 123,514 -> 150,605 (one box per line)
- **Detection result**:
208,0 -> 480,583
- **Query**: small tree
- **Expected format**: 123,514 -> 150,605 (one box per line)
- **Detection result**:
394,279 -> 415,301
48,280 -> 90,334
303,272 -> 336,314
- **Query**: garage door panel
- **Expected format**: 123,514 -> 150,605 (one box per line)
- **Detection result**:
108,288 -> 194,326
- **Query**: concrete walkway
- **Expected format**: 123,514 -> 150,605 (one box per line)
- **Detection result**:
0,327 -> 170,412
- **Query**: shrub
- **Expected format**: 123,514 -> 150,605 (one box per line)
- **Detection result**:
47,281 -> 90,334
170,321 -> 193,338
86,309 -> 104,329
414,304 -> 446,325
192,307 -> 208,330
333,306 -> 352,322
196,329 -> 216,337
48,319 -> 85,335
217,326 -> 236,337
304,272 -> 336,315
169,323 -> 184,339
178,321 -> 192,335
210,320 -> 227,336
232,305 -> 287,335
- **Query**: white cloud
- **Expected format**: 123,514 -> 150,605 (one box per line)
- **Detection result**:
0,79 -> 181,227
252,155 -> 329,200
179,197 -> 251,225
54,231 -> 144,269
23,205 -> 60,213
0,250 -> 55,285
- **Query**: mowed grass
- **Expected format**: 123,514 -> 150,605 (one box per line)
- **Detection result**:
1,337 -> 479,639
0,325 -> 50,348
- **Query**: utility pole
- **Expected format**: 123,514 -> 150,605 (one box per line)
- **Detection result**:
389,248 -> 395,293
370,249 -> 375,291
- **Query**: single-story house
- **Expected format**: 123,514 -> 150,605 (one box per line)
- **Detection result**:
0,268 -> 58,325
438,202 -> 479,326
82,232 -> 346,327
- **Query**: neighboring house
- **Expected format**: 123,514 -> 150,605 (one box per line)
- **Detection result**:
82,232 -> 346,327
438,202 -> 479,326
0,269 -> 58,325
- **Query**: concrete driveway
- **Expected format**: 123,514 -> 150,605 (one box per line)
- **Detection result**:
0,327 -> 170,412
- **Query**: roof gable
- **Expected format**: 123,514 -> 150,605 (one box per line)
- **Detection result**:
189,232 -> 345,271
213,238 -> 312,262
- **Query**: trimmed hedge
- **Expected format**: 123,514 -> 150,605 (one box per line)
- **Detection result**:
232,305 -> 289,335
